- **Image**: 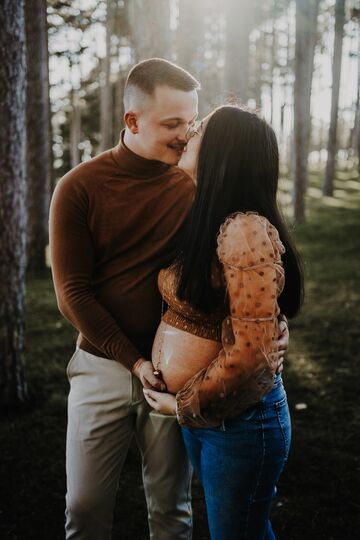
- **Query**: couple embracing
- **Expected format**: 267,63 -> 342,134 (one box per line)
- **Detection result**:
50,58 -> 303,540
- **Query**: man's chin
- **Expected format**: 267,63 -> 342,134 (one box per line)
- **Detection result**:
162,151 -> 183,166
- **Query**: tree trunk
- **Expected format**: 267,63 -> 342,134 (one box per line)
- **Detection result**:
112,0 -> 129,145
45,6 -> 55,195
177,0 -> 204,78
100,0 -> 113,151
0,0 -> 28,407
25,0 -> 51,272
114,68 -> 126,144
127,0 -> 172,61
356,22 -> 360,174
354,81 -> 360,174
269,19 -> 276,124
224,0 -> 254,103
293,0 -> 320,222
252,30 -> 263,110
70,87 -> 81,168
323,0 -> 346,196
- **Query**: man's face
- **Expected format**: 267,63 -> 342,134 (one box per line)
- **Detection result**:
132,86 -> 198,165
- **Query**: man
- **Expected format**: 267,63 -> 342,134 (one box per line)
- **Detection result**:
50,58 -> 288,540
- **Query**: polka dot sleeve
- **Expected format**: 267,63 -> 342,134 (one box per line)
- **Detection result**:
176,212 -> 285,428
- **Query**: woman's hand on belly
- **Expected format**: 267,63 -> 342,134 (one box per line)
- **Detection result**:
143,389 -> 177,416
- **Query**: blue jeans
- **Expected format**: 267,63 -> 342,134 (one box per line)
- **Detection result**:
181,374 -> 291,540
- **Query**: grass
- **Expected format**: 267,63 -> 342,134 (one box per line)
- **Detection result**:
272,169 -> 360,539
0,168 -> 359,539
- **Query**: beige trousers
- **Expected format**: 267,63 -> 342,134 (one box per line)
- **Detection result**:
65,348 -> 193,540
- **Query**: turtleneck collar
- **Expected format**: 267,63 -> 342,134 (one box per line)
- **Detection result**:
111,130 -> 170,178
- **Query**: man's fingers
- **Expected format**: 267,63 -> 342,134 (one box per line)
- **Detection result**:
278,320 -> 288,335
142,378 -> 154,390
143,373 -> 166,391
278,327 -> 289,349
274,354 -> 284,374
140,364 -> 166,390
270,351 -> 282,361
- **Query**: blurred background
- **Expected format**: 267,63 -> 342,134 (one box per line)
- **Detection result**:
0,1 -> 359,539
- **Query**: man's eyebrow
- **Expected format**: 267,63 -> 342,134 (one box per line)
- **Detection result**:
161,114 -> 198,123
161,117 -> 185,122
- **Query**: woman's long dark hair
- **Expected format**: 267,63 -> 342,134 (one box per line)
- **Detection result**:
176,105 -> 304,318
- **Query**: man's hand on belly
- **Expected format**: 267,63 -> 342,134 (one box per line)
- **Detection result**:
132,358 -> 167,391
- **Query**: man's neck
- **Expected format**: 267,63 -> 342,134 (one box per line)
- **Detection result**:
123,129 -> 148,160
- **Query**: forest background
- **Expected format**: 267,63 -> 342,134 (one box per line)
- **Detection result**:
0,0 -> 359,538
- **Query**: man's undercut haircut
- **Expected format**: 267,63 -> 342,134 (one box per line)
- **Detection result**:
123,58 -> 200,110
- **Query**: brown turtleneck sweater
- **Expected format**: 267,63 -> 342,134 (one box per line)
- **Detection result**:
49,133 -> 195,370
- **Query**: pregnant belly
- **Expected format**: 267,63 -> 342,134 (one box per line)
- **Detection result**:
152,321 -> 222,394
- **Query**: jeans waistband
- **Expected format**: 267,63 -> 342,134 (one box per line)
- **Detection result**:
273,373 -> 282,388
261,374 -> 285,406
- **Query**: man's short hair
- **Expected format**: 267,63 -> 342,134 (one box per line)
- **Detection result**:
123,58 -> 200,110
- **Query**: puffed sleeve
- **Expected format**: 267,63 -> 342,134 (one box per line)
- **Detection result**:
176,212 -> 285,428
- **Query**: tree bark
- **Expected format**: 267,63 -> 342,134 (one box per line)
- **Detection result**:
0,0 -> 28,407
127,0 -> 172,61
100,0 -> 113,151
114,68 -> 126,144
224,0 -> 255,103
355,81 -> 360,174
70,86 -> 81,168
293,0 -> 320,222
323,0 -> 346,196
354,10 -> 360,173
177,0 -> 204,78
25,0 -> 51,272
251,30 -> 263,110
45,6 -> 55,195
112,0 -> 129,144
268,19 -> 276,124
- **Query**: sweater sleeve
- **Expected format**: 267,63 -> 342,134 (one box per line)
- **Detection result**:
49,173 -> 141,370
176,212 -> 285,428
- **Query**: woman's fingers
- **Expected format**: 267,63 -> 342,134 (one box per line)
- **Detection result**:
144,388 -> 160,399
143,389 -> 177,415
143,389 -> 160,409
143,392 -> 157,409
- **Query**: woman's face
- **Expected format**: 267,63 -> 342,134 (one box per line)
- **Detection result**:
178,113 -> 212,180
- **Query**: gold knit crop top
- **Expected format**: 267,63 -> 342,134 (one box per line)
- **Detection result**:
158,259 -> 225,342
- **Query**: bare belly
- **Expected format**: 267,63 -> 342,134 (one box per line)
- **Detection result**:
152,321 -> 222,394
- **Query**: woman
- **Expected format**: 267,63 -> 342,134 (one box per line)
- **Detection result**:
143,105 -> 304,540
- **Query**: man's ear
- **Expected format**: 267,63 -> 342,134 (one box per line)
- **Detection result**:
124,111 -> 139,134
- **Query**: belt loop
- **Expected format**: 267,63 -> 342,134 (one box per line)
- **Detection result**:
220,420 -> 226,432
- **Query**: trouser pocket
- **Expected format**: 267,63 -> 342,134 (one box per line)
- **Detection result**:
275,397 -> 291,458
66,349 -> 79,381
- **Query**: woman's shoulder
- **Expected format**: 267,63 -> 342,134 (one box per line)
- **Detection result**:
158,263 -> 177,294
217,211 -> 285,266
218,211 -> 275,234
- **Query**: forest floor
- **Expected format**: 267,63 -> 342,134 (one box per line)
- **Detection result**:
0,168 -> 359,540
